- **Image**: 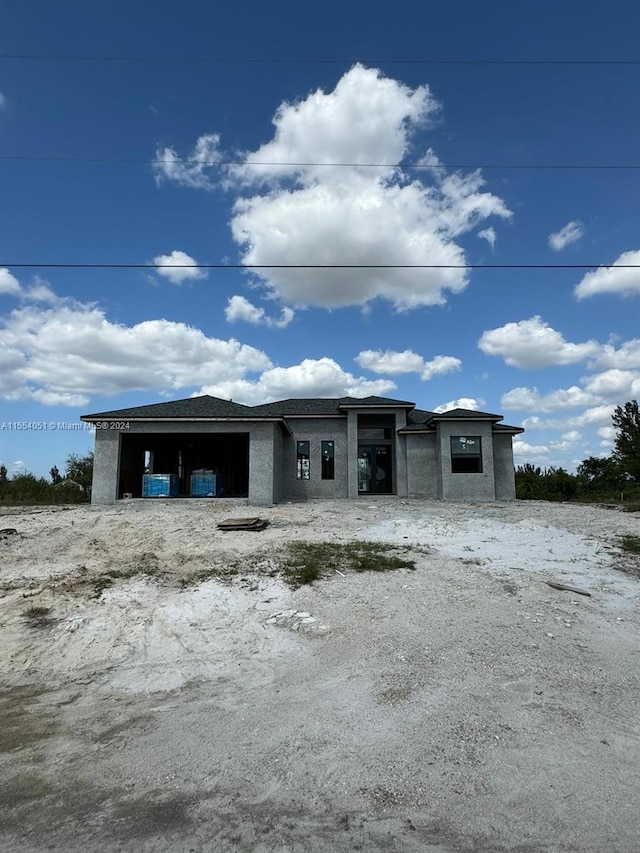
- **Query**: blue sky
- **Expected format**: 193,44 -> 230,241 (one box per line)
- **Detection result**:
1,0 -> 639,478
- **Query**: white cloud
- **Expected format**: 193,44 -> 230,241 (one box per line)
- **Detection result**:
597,426 -> 616,441
0,288 -> 397,408
590,339 -> 640,370
0,298 -> 271,406
561,430 -> 581,442
355,349 -> 461,380
225,295 -> 294,328
501,385 -> 594,413
160,65 -> 511,312
513,440 -> 550,457
153,134 -> 223,191
0,268 -> 21,296
478,316 -> 601,368
153,250 -> 207,285
433,397 -> 485,413
477,227 -> 496,250
575,250 -> 640,299
548,220 -> 584,251
198,357 -> 396,405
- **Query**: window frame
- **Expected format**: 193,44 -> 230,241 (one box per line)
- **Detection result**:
296,440 -> 310,480
321,440 -> 335,480
450,435 -> 482,474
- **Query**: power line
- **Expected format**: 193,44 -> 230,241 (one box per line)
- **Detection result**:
1,154 -> 639,171
1,53 -> 639,65
2,263 -> 638,271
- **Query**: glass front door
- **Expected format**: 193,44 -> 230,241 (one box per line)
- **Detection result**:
357,445 -> 392,494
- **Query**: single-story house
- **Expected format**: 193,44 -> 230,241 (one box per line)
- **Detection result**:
81,395 -> 524,505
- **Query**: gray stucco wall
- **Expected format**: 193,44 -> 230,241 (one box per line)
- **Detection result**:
281,417 -> 348,500
272,425 -> 284,505
92,428 -> 121,505
247,421 -> 279,506
437,421 -> 496,501
492,433 -> 517,500
405,433 -> 439,498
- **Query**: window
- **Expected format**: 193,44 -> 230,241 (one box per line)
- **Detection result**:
321,441 -> 335,480
451,436 -> 482,473
296,441 -> 310,480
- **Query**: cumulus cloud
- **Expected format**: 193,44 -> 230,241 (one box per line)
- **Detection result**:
501,385 -> 594,413
0,287 -> 395,407
225,295 -> 294,328
434,398 -> 485,413
575,250 -> 640,299
158,65 -> 510,311
355,349 -> 461,380
477,227 -> 496,250
478,316 -> 601,368
548,220 -> 584,251
198,357 -> 396,405
0,298 -> 271,406
153,133 -> 223,191
153,250 -> 207,285
513,440 -> 550,457
501,367 -> 640,415
589,338 -> 640,370
0,268 -> 21,296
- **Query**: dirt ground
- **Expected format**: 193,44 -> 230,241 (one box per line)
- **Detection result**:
1,497 -> 639,852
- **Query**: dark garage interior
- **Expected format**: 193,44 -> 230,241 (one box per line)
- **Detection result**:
118,432 -> 250,498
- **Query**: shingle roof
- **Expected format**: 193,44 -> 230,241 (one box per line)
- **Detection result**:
83,394 -> 417,420
429,408 -> 503,421
493,423 -> 525,434
82,395 -> 255,420
406,407 -> 437,425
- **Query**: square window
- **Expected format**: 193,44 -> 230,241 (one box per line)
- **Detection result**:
451,436 -> 482,473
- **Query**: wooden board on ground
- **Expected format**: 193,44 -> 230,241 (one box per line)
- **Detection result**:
217,517 -> 269,531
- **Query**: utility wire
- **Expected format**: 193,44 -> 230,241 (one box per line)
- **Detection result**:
1,155 -> 639,170
1,53 -> 639,65
2,263 -> 638,271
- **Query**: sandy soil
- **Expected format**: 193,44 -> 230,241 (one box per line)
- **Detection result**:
1,497 -> 639,852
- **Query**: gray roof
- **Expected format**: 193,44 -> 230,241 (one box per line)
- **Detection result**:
83,394 -> 417,421
82,397 -> 521,436
82,395 -> 254,420
429,408 -> 503,421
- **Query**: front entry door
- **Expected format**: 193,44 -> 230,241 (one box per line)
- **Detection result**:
357,445 -> 392,494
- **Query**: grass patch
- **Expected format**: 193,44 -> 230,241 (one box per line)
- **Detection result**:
280,540 -> 416,587
22,605 -> 55,628
620,534 -> 640,554
23,605 -> 51,619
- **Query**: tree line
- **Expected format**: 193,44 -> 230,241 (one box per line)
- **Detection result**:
0,452 -> 94,504
516,400 -> 640,507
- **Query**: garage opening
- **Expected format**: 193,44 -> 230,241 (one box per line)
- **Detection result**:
118,432 -> 250,498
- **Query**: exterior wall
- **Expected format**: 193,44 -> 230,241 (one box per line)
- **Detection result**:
272,425 -> 284,505
492,433 -> 517,500
405,433 -> 439,498
92,428 -> 121,505
393,410 -> 409,497
437,421 -> 496,501
347,410 -> 359,498
281,417 -> 349,500
247,422 -> 278,506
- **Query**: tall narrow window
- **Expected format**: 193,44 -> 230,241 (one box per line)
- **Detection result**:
451,436 -> 482,473
321,441 -> 335,480
297,441 -> 310,480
